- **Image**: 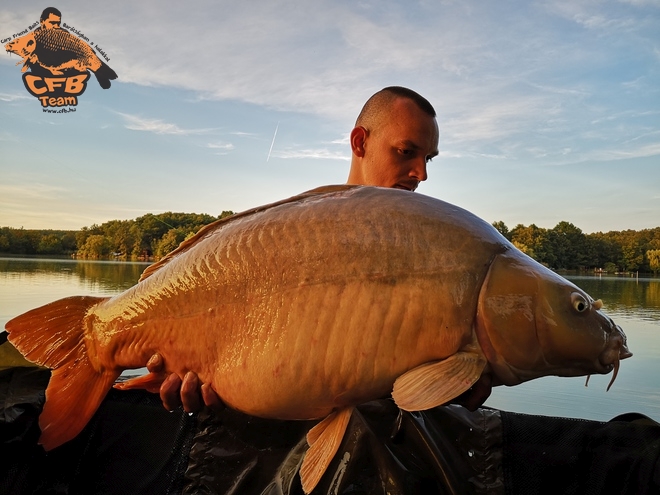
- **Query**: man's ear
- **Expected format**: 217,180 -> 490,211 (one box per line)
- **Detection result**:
350,126 -> 367,157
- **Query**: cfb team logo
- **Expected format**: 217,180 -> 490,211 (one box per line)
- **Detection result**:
4,7 -> 117,111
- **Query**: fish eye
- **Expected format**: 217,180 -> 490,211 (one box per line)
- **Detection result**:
571,292 -> 589,313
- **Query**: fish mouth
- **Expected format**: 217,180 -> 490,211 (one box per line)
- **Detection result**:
597,324 -> 632,391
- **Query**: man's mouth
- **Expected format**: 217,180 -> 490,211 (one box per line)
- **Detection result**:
393,182 -> 417,192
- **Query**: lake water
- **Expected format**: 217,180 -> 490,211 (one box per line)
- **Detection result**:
1,257 -> 658,422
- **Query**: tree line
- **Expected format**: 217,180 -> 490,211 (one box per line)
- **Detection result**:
1,214 -> 659,272
0,211 -> 234,261
492,220 -> 660,273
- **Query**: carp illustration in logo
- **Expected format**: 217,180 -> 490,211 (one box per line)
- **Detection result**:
4,7 -> 117,109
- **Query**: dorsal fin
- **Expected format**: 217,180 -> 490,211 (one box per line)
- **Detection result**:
139,185 -> 359,281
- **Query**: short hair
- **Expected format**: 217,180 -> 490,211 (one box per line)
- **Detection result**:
40,7 -> 62,22
355,86 -> 436,129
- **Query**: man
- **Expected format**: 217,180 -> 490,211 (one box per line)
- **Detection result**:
148,86 -> 444,413
39,7 -> 63,30
346,85 -> 438,191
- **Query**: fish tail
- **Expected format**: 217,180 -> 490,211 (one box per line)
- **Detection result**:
5,296 -> 120,450
94,61 -> 118,89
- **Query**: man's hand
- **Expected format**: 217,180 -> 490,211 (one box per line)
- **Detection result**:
146,353 -> 224,413
453,374 -> 492,411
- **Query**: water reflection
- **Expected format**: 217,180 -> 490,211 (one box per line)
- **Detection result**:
0,257 -> 148,292
568,274 -> 660,322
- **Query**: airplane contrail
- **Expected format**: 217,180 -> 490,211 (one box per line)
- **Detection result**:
267,121 -> 279,162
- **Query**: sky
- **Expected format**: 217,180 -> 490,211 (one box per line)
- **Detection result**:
1,0 -> 659,234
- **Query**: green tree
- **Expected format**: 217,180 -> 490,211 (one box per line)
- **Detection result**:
512,240 -> 535,259
78,234 -> 112,259
60,231 -> 77,253
510,223 -> 555,267
647,249 -> 660,274
0,229 -> 9,252
492,221 -> 510,240
585,233 -> 622,271
620,234 -> 644,272
549,221 -> 588,270
37,233 -> 63,254
76,224 -> 102,252
154,228 -> 189,258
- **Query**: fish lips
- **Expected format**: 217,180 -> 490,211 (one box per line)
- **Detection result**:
592,322 -> 631,391
599,323 -> 632,369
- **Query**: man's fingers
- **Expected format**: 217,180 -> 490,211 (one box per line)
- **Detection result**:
461,374 -> 492,411
160,373 -> 183,411
201,383 -> 225,412
147,353 -> 164,373
181,371 -> 202,413
156,368 -> 218,414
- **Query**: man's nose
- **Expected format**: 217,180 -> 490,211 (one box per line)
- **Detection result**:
409,159 -> 428,182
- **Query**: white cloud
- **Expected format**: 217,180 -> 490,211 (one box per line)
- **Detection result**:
528,141 -> 660,166
116,112 -> 216,135
0,183 -> 68,200
618,0 -> 660,7
272,148 -> 350,161
441,96 -> 551,144
625,130 -> 660,143
330,134 -> 350,146
0,92 -> 30,102
230,131 -> 259,137
594,142 -> 660,160
207,142 -> 234,150
206,141 -> 235,155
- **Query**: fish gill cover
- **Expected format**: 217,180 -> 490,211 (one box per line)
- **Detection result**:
3,7 -> 118,112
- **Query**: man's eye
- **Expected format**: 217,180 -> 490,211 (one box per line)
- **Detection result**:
426,156 -> 434,163
398,149 -> 412,155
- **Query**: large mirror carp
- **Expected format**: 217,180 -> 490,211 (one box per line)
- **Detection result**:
5,185 -> 631,493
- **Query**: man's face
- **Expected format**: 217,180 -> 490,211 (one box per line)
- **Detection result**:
41,14 -> 61,29
358,98 -> 439,191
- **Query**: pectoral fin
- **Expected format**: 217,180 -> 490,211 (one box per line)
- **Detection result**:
392,352 -> 486,411
300,406 -> 354,494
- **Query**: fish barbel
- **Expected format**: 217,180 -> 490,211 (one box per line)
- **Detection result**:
5,185 -> 631,493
